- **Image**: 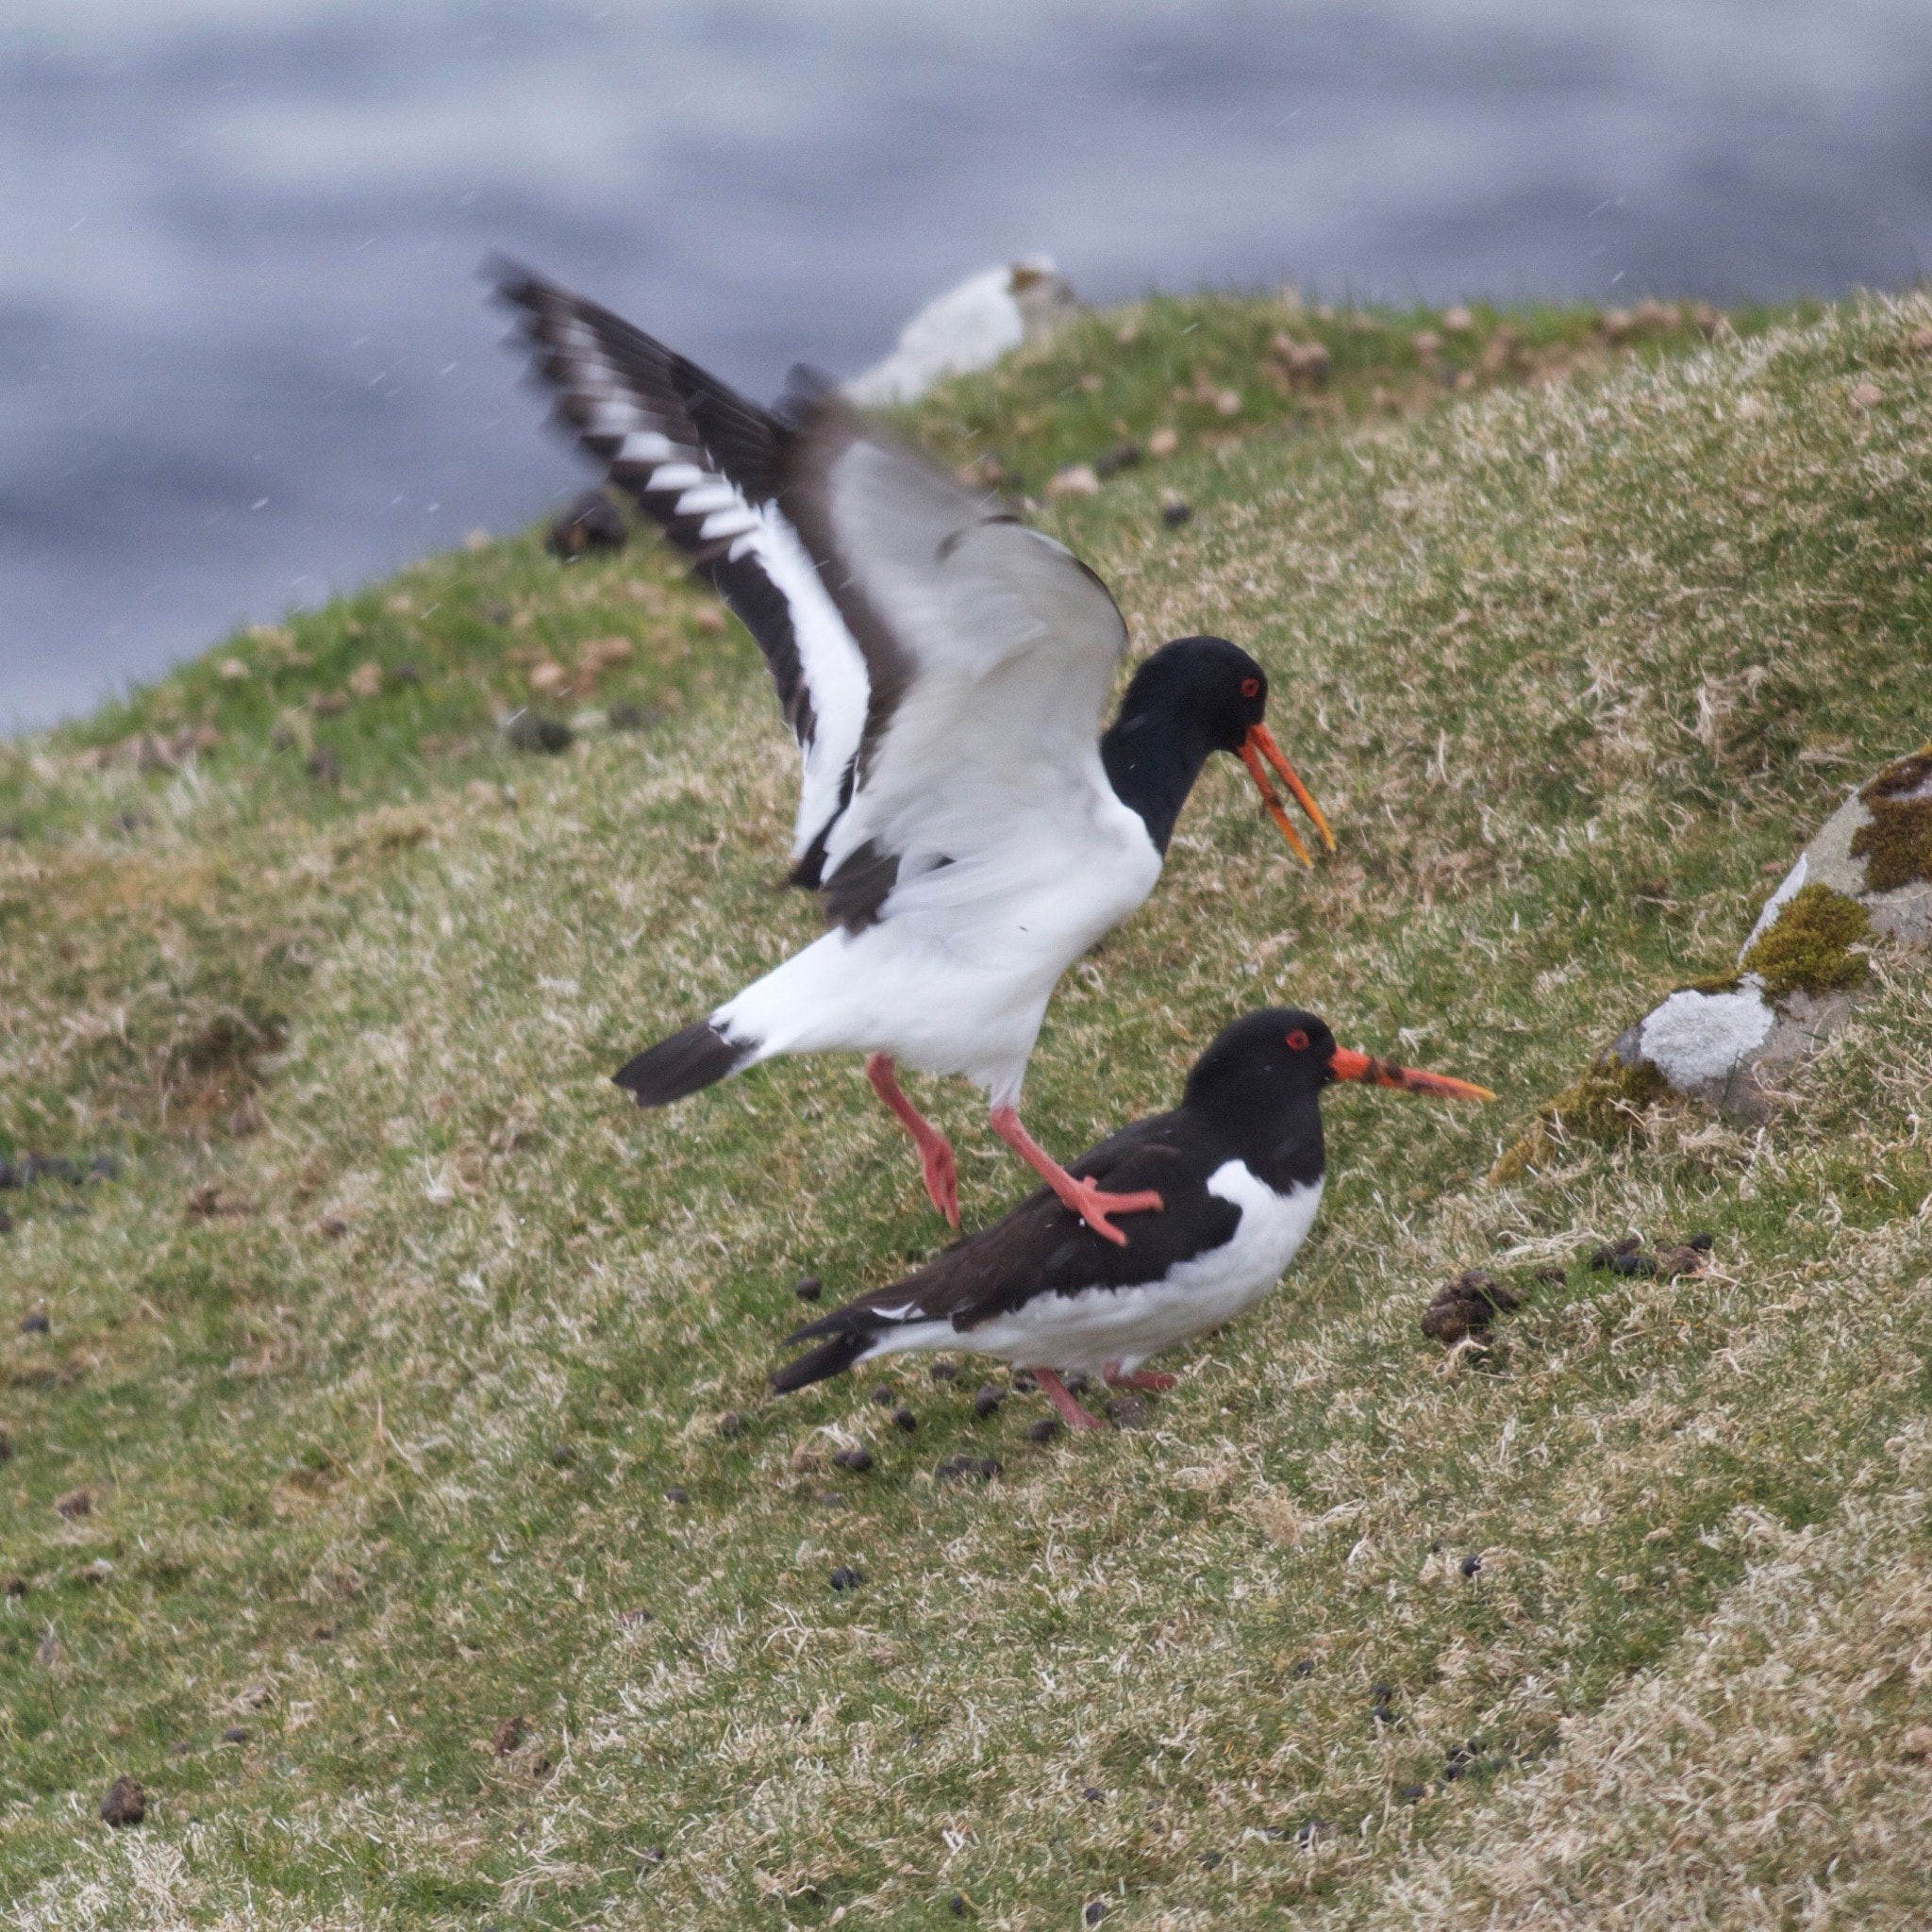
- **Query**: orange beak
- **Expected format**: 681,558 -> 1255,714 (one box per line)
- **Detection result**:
1327,1045 -> 1494,1103
1240,724 -> 1336,868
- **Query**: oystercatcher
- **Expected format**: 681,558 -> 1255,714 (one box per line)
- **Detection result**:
491,264 -> 1334,1242
770,1010 -> 1491,1429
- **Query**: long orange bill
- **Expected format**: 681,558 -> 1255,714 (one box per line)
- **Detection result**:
1328,1045 -> 1494,1103
1240,724 -> 1337,868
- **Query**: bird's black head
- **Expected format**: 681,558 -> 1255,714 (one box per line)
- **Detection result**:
1182,1008 -> 1494,1158
1102,638 -> 1331,861
1120,636 -> 1268,753
1182,1008 -> 1336,1116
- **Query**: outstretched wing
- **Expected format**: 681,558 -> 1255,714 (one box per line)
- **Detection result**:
491,262 -> 1131,922
491,260 -> 867,876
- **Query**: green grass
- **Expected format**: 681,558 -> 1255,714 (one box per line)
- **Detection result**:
3,288 -> 1931,1928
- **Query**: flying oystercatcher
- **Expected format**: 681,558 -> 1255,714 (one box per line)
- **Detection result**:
491,264 -> 1334,1242
771,1009 -> 1491,1429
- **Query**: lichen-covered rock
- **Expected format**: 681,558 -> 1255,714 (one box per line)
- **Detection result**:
1494,741 -> 1928,1168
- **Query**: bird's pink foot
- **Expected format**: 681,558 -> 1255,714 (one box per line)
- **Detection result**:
988,1106 -> 1164,1247
866,1054 -> 959,1227
1103,1365 -> 1177,1391
1034,1368 -> 1108,1430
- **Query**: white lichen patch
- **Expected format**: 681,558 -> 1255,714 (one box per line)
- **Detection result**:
1636,977 -> 1774,1091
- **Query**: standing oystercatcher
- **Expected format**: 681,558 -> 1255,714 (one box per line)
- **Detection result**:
771,1010 -> 1491,1428
491,264 -> 1333,1242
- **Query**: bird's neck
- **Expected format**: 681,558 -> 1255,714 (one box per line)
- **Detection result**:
1188,1089 -> 1327,1193
1099,703 -> 1218,856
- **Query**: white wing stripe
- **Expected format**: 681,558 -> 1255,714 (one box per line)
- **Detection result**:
641,462 -> 708,492
674,481 -> 743,516
618,429 -> 677,463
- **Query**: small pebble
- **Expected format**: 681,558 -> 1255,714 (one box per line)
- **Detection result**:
1199,1851 -> 1222,1868
1689,1231 -> 1715,1251
832,1447 -> 873,1473
871,1385 -> 896,1406
99,1776 -> 145,1827
1085,1904 -> 1108,1926
549,1443 -> 577,1466
1160,499 -> 1192,528
1026,1417 -> 1060,1442
1082,1786 -> 1104,1802
21,1310 -> 49,1334
929,1360 -> 958,1382
663,1487 -> 689,1505
1459,1553 -> 1482,1578
973,1384 -> 1006,1417
828,1565 -> 864,1591
1109,1395 -> 1148,1431
1399,1783 -> 1425,1803
1292,1657 -> 1314,1677
891,1407 -> 918,1432
223,1725 -> 249,1744
794,1276 -> 823,1302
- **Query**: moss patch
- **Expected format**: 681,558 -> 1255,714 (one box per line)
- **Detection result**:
1739,881 -> 1873,998
1851,741 -> 1932,892
1490,1053 -> 1671,1184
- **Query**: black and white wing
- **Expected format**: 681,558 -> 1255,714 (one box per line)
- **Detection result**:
491,260 -> 867,879
491,263 -> 1132,923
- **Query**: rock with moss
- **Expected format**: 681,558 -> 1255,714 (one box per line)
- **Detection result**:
1497,741 -> 1927,1165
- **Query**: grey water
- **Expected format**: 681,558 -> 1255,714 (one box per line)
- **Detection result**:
5,0 -> 1930,730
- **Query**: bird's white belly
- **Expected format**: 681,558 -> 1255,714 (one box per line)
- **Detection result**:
720,787 -> 1162,1101
912,1164 -> 1324,1376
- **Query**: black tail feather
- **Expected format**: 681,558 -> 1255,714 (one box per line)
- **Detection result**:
613,1022 -> 755,1107
770,1323 -> 881,1394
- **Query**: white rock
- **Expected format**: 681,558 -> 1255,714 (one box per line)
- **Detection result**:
1635,977 -> 1774,1091
846,258 -> 1080,406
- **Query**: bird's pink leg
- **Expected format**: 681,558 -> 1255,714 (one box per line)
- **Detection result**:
864,1054 -> 958,1227
1033,1368 -> 1108,1431
1104,1362 -> 1177,1391
988,1107 -> 1163,1248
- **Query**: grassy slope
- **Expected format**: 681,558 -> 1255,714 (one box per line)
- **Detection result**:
2,289 -> 1930,1929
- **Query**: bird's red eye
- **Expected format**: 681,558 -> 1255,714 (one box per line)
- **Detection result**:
1286,1028 -> 1309,1050
1241,676 -> 1261,698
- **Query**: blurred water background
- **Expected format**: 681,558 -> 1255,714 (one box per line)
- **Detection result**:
4,0 -> 1930,727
